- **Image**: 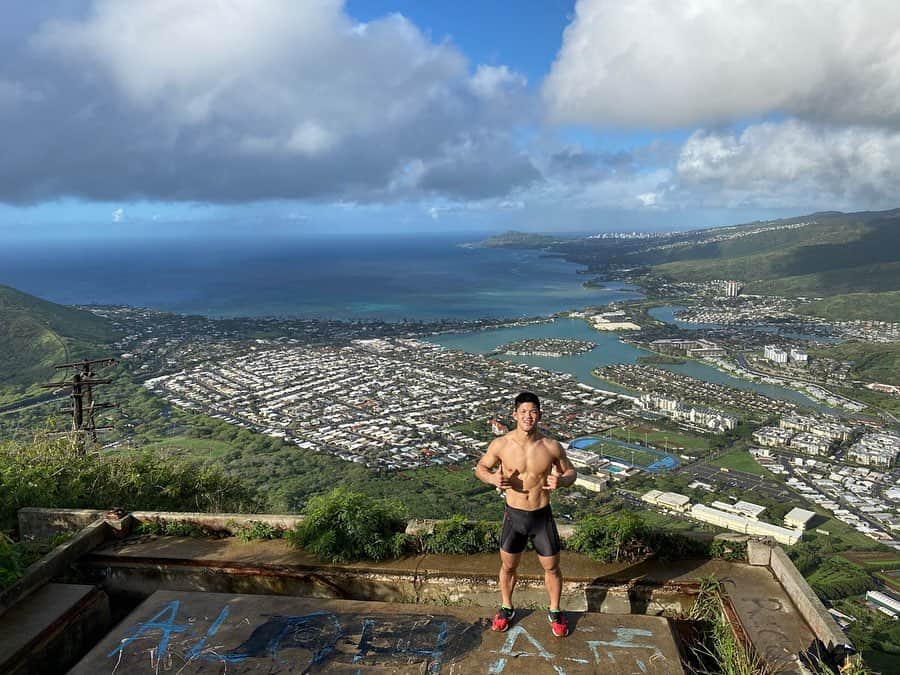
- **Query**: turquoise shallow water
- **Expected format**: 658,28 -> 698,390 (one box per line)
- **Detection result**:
427,317 -> 830,410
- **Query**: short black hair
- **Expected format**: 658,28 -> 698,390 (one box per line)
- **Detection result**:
514,391 -> 541,410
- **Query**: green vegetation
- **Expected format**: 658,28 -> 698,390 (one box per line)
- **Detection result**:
567,511 -> 719,563
135,519 -> 212,538
637,354 -> 686,365
706,450 -> 775,479
686,576 -> 773,675
643,209 -> 900,299
421,515 -> 500,555
232,520 -> 286,542
796,291 -> 900,323
0,285 -> 118,397
810,341 -> 900,385
807,557 -> 874,602
833,598 -> 900,672
476,230 -> 557,249
605,425 -> 712,454
287,488 -> 409,563
0,433 -> 262,532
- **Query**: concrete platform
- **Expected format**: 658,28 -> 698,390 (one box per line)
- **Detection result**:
0,583 -> 109,675
69,590 -> 685,674
79,536 -> 821,672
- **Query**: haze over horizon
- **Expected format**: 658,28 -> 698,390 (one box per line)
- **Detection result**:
3,0 -> 900,240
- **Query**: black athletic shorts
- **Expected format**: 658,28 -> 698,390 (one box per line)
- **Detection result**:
500,503 -> 561,556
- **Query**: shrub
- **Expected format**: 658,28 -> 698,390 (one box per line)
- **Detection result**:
288,488 -> 408,563
568,512 -> 653,563
233,520 -> 285,541
0,434 -> 262,530
0,536 -> 23,590
422,515 -> 500,555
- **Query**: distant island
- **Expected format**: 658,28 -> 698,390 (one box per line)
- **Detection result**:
464,230 -> 558,249
490,338 -> 595,357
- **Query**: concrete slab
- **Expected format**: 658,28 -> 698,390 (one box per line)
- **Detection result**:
0,583 -> 109,675
719,564 -> 817,673
69,590 -> 685,674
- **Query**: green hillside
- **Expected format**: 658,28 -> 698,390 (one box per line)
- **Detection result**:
796,290 -> 900,323
650,209 -> 900,296
0,285 -> 118,393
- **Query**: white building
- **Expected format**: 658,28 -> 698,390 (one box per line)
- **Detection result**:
753,426 -> 795,448
710,500 -> 767,520
724,280 -> 741,297
575,474 -> 608,493
789,348 -> 808,365
866,591 -> 900,619
642,490 -> 691,513
764,345 -> 788,364
690,504 -> 801,545
784,507 -> 817,530
790,432 -> 834,457
848,432 -> 900,467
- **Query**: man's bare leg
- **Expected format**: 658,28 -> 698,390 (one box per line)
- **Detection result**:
499,550 -> 522,608
539,554 -> 562,610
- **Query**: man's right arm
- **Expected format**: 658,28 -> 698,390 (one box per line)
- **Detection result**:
475,439 -> 507,489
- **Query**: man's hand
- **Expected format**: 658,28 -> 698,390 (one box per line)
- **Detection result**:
494,462 -> 512,490
543,470 -> 560,491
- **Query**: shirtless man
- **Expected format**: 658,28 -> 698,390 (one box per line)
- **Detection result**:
475,391 -> 577,637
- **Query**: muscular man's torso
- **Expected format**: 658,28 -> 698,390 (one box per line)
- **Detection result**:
494,433 -> 559,511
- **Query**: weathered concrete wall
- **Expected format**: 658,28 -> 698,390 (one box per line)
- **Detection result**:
18,508 -> 106,541
18,507 -> 306,541
0,518 -> 112,617
769,547 -> 851,653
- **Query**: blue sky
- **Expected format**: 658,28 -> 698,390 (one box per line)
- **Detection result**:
2,0 -> 900,240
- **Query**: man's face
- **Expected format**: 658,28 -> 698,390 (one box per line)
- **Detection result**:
513,402 -> 541,431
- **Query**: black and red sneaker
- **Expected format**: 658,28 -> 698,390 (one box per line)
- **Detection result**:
491,606 -> 515,632
548,610 -> 569,637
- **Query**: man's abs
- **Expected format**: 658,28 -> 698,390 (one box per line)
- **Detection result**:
503,477 -> 550,511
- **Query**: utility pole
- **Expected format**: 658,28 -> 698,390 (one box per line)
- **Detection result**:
40,357 -> 118,454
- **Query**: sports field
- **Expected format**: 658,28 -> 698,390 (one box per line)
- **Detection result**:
570,436 -> 680,472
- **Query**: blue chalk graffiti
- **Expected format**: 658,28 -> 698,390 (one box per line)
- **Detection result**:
108,603 -> 454,672
488,625 -> 567,675
108,600 -> 189,663
588,626 -> 662,672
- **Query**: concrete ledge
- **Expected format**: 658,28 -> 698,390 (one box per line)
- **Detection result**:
769,547 -> 852,655
0,519 -> 112,618
748,539 -> 772,566
18,508 -> 107,541
19,507 -> 306,540
0,583 -> 110,675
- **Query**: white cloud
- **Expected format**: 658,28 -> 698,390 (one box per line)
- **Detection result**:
675,120 -> 900,208
0,0 -> 534,204
470,65 -> 526,99
543,0 -> 900,129
111,207 -> 125,222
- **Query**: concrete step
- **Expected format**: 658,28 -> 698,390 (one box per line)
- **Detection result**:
0,583 -> 109,675
68,590 -> 685,674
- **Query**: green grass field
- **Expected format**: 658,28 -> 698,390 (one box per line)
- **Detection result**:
606,426 -> 710,454
135,436 -> 239,460
706,450 -> 775,478
584,440 -> 664,468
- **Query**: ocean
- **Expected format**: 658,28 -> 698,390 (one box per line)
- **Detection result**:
0,233 -> 640,321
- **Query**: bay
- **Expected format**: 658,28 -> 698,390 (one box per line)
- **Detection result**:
428,317 -> 832,411
0,234 -> 640,321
